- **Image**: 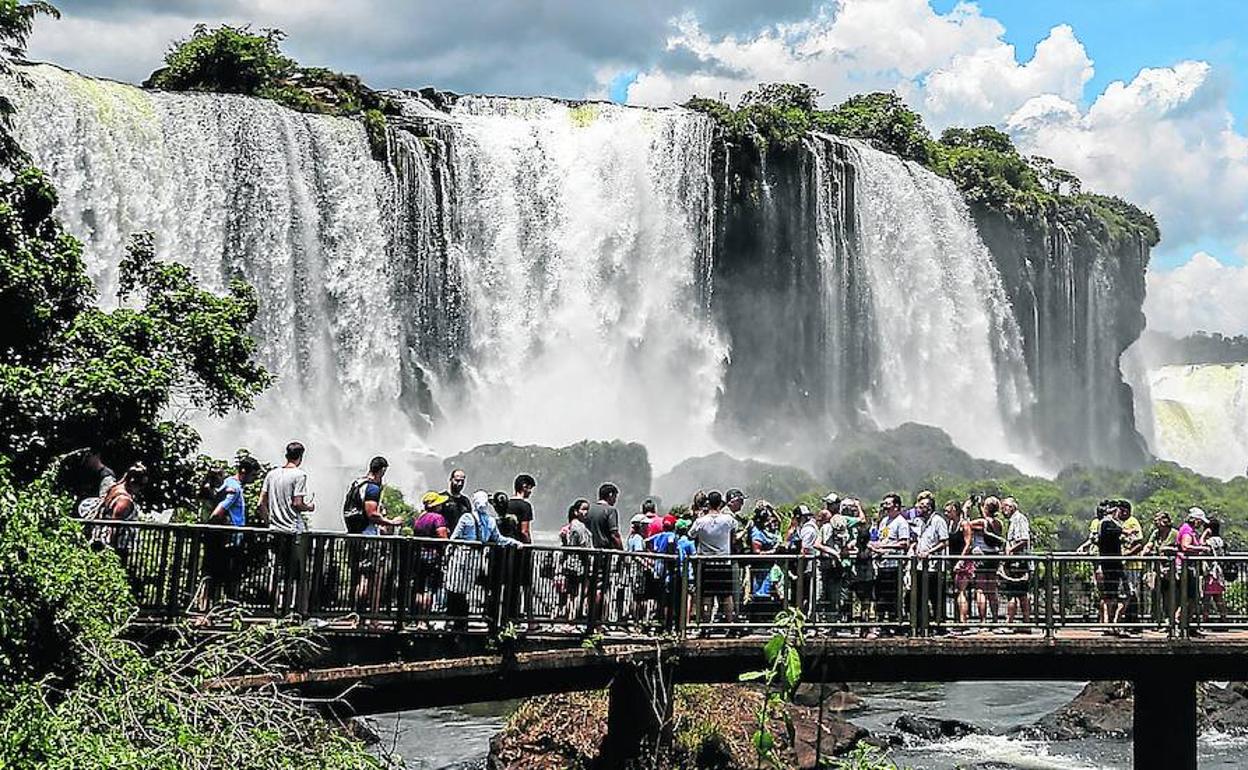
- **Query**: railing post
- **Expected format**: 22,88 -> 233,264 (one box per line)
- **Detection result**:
693,558 -> 704,628
676,557 -> 689,638
293,532 -> 310,617
1179,561 -> 1191,638
910,557 -> 921,637
1044,554 -> 1055,639
1167,556 -> 1178,639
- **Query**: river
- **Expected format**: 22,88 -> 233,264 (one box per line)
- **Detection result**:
374,681 -> 1248,768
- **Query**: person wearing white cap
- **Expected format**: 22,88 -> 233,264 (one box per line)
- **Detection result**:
1175,507 -> 1211,629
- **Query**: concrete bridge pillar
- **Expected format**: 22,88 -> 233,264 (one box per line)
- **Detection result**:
1134,675 -> 1196,770
598,658 -> 675,769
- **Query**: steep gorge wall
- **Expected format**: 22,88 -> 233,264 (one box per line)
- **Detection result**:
974,207 -> 1151,469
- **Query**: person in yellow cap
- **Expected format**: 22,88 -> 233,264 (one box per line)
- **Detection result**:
412,491 -> 451,623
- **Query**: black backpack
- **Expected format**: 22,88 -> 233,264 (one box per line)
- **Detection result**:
342,477 -> 373,534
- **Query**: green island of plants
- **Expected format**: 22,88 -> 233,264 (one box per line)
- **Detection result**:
145,24 -> 398,159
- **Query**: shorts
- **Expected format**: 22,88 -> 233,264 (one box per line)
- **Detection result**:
974,568 -> 998,594
413,559 -> 444,593
852,580 -> 875,601
953,562 -> 976,592
1101,562 -> 1124,599
563,571 -> 584,597
1002,575 -> 1030,599
701,560 -> 734,598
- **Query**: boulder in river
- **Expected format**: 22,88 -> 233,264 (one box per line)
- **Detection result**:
1029,680 -> 1248,740
892,713 -> 981,741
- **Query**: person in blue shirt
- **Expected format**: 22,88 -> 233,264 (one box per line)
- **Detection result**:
195,455 -> 261,621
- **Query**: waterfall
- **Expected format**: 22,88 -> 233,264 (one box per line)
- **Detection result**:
1146,364 -> 1248,480
11,62 -> 1053,492
425,96 -> 726,468
7,64 -> 428,508
814,135 -> 1038,469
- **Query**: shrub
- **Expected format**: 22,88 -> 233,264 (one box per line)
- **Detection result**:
148,24 -> 295,96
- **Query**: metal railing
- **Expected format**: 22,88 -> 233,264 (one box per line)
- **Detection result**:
83,519 -> 1248,638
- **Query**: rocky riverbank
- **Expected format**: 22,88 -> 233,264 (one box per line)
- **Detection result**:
486,684 -> 871,769
1025,680 -> 1248,740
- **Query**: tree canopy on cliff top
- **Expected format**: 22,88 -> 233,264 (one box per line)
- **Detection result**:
685,83 -> 1159,243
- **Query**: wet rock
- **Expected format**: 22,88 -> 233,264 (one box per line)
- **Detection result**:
1029,681 -> 1134,740
792,682 -> 865,712
892,713 -> 981,741
1030,680 -> 1248,741
347,716 -> 383,746
1199,682 -> 1248,733
792,716 -> 870,769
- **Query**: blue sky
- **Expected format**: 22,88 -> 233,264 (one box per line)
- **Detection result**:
932,0 -> 1248,124
931,0 -> 1246,270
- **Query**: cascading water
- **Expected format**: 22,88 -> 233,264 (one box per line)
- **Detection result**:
7,64 -> 425,514
12,62 -> 1058,502
811,135 -> 1039,470
424,96 -> 726,467
1145,364 -> 1248,480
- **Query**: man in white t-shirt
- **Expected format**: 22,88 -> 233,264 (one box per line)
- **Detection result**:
258,441 -> 316,608
1002,497 -> 1032,626
876,493 -> 911,624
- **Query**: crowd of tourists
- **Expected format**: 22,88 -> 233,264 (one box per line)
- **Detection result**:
73,443 -> 1238,635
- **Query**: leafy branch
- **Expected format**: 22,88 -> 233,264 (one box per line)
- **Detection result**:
739,608 -> 806,767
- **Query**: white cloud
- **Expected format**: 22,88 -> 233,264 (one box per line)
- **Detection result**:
1144,252 -> 1248,337
1007,61 -> 1248,254
620,0 -> 1093,130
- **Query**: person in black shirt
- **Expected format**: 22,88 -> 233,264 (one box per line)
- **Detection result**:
509,473 -> 536,545
1097,501 -> 1125,628
442,468 -> 472,523
505,474 -> 536,624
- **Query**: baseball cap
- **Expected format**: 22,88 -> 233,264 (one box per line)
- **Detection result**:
726,488 -> 746,502
822,492 -> 841,505
1187,507 -> 1209,523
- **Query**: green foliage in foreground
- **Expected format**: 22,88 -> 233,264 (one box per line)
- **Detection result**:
0,468 -> 385,769
684,84 -> 1157,241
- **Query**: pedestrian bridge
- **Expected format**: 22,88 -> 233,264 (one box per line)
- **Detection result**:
94,519 -> 1248,770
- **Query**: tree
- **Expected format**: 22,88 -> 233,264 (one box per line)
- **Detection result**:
147,23 -> 295,96
0,194 -> 271,508
0,0 -> 59,168
815,92 -> 932,164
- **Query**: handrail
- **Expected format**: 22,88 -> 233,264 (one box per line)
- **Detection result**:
78,518 -> 1248,639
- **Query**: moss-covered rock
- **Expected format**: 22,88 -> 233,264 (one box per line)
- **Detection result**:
442,440 -> 652,530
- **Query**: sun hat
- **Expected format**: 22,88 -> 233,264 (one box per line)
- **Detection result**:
422,491 -> 449,509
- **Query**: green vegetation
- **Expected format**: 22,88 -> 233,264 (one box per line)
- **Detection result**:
146,24 -> 397,159
0,470 -> 388,769
0,208 -> 271,510
0,6 -> 384,766
740,608 -> 806,767
683,83 -> 1158,241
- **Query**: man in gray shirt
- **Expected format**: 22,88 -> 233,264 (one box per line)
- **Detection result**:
258,441 -> 316,608
585,483 -> 622,621
689,490 -> 737,624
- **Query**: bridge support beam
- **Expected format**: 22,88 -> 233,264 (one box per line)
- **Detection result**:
1134,675 -> 1196,770
599,658 -> 675,769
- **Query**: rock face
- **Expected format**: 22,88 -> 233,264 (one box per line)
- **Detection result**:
653,453 -> 818,509
443,441 -> 652,530
1030,680 -> 1248,740
974,207 -> 1153,470
1030,681 -> 1135,740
